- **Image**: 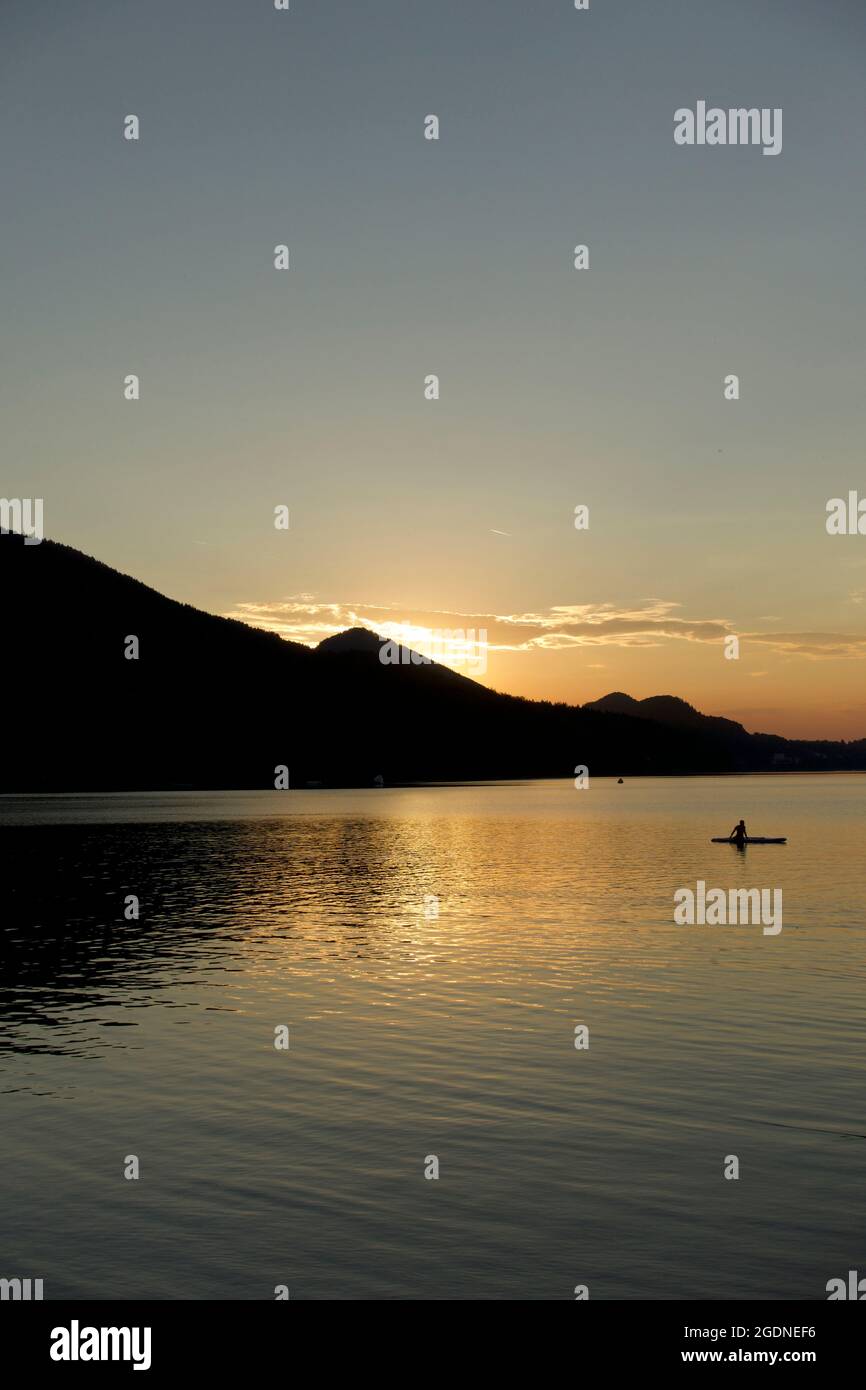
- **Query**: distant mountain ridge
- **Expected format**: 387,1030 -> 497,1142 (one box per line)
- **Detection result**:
3,533 -> 865,790
583,691 -> 747,737
317,627 -> 387,655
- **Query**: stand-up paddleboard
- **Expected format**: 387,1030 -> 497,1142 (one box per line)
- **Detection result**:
711,836 -> 786,844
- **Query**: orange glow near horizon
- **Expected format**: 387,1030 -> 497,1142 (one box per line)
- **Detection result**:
221,599 -> 866,743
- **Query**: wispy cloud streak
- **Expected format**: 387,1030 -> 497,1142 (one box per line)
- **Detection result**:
224,597 -> 866,662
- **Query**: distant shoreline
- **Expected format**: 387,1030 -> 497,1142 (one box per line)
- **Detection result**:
3,769 -> 865,800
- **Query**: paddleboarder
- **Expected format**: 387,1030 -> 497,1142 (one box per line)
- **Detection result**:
728,819 -> 748,847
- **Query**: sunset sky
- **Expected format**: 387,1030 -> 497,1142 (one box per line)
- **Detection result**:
4,0 -> 866,739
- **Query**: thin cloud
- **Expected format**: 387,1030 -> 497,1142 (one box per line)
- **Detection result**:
223,596 -> 866,662
742,631 -> 866,659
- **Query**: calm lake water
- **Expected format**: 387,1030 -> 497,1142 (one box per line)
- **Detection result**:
1,776 -> 863,1300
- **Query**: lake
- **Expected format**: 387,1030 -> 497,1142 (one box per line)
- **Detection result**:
1,775 -> 863,1300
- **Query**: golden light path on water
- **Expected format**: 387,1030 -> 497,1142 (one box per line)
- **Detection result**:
0,776 -> 863,1299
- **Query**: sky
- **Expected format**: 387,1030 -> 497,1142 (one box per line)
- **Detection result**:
3,0 -> 866,738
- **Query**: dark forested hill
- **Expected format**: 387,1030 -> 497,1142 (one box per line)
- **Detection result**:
3,533 -> 865,790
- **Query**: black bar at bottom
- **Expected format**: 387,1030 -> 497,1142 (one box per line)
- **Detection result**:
0,1300 -> 860,1376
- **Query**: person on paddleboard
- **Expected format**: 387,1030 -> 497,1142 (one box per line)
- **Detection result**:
728,819 -> 748,846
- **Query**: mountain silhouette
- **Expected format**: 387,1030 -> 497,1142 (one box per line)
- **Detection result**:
584,692 -> 746,736
3,532 -> 864,790
317,627 -> 387,655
